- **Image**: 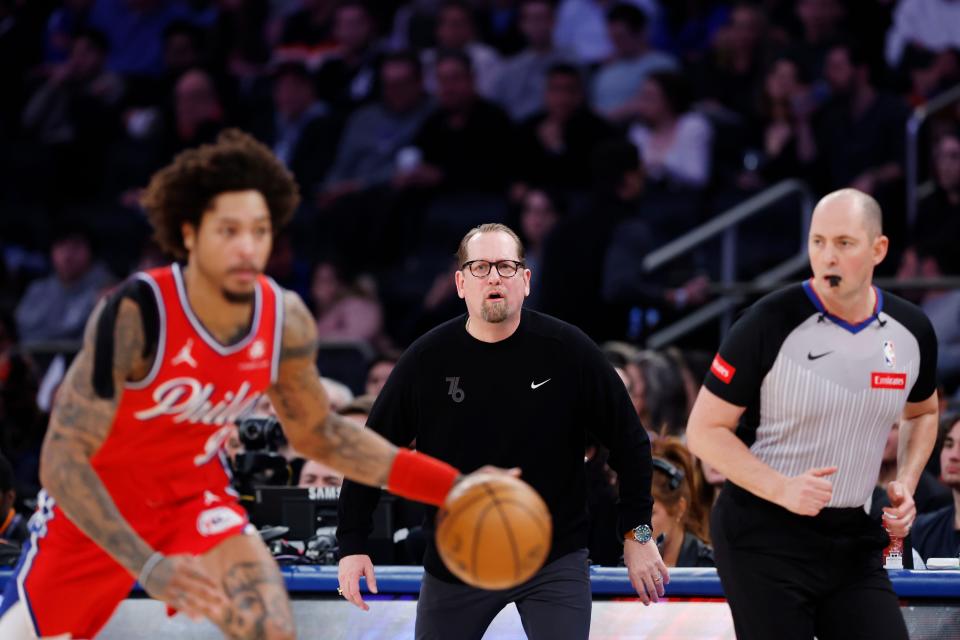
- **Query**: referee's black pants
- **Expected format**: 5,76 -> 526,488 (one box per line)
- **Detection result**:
712,483 -> 908,640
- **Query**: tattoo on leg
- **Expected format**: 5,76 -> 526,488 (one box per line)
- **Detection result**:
219,562 -> 293,640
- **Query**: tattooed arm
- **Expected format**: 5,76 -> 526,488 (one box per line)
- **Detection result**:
268,291 -> 398,487
39,297 -> 227,619
40,298 -> 155,573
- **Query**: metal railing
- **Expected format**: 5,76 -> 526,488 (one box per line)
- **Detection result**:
905,82 -> 960,227
641,179 -> 815,349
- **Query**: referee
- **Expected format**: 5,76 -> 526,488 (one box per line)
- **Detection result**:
687,189 -> 939,640
336,223 -> 667,639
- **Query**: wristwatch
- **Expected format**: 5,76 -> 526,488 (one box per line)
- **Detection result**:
625,524 -> 653,544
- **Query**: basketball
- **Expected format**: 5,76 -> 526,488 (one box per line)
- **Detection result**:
435,472 -> 552,590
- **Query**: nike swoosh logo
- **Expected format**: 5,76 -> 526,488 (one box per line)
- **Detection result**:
807,351 -> 833,360
530,379 -> 552,389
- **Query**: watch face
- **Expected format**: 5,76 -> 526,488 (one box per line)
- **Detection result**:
634,524 -> 653,544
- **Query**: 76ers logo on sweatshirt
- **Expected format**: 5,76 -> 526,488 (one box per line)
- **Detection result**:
134,377 -> 261,425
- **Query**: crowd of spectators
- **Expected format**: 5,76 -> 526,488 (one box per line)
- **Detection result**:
1,0 -> 959,568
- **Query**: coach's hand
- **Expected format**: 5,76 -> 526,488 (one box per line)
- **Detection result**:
624,539 -> 669,605
141,553 -> 228,622
882,481 -> 916,538
338,554 -> 378,611
777,466 -> 837,516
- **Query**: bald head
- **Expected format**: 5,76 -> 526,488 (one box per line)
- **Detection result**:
811,188 -> 883,239
808,187 -> 889,298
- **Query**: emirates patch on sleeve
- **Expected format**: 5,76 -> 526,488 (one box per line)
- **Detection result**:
870,372 -> 906,389
711,354 -> 736,384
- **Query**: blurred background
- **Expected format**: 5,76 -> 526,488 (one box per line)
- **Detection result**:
0,0 -> 958,570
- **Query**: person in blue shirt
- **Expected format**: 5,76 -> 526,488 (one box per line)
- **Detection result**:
912,414 -> 960,563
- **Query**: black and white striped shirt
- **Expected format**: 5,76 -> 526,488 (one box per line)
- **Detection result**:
705,281 -> 938,508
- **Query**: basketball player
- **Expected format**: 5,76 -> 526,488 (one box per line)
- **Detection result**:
687,189 -> 939,639
0,130 -> 476,639
338,224 -> 667,640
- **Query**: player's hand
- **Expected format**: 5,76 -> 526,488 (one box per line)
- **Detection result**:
882,480 -> 916,538
776,466 -> 837,516
141,553 -> 228,622
624,538 -> 669,605
338,554 -> 378,611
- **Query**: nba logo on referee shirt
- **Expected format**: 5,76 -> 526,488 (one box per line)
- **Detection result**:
882,340 -> 896,368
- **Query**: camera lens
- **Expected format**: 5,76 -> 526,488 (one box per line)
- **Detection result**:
240,419 -> 263,442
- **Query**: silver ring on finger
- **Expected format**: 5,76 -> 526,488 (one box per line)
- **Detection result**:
337,586 -> 344,596
653,575 -> 662,583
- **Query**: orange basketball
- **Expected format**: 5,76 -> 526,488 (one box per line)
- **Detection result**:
435,473 -> 552,590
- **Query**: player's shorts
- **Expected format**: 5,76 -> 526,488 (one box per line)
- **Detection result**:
0,485 -> 252,639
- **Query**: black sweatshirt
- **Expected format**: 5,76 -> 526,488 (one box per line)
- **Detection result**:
337,310 -> 653,582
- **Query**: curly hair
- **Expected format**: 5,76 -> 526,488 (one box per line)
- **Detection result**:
140,129 -> 300,259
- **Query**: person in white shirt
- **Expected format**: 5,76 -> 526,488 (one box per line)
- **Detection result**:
886,0 -> 960,68
627,71 -> 712,189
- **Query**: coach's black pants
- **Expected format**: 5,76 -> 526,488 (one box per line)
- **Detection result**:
712,483 -> 908,640
415,548 -> 591,640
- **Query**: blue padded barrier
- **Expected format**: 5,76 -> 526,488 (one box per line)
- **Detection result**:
2,567 -> 957,598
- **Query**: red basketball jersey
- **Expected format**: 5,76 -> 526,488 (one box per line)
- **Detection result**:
0,264 -> 285,639
93,263 -> 284,505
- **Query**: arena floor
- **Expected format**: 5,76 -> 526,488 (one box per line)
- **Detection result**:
92,597 -> 960,639
99,598 -> 739,639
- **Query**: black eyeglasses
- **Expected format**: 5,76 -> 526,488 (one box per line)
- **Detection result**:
461,259 -> 525,278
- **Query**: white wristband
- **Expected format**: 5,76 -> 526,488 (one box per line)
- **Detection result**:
138,551 -> 164,587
